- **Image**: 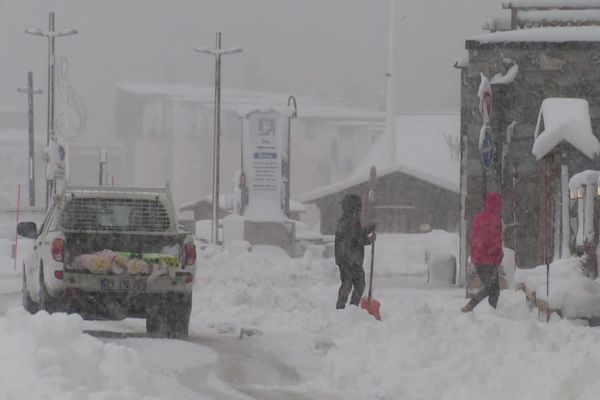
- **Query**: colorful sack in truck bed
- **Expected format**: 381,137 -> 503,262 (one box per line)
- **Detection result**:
71,250 -> 181,275
71,250 -> 128,274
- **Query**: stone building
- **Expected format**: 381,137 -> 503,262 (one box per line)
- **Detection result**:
457,1 -> 600,281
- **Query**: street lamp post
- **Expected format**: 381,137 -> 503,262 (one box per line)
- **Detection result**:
285,95 -> 297,217
99,149 -> 107,186
26,11 -> 78,208
17,71 -> 43,207
194,32 -> 242,244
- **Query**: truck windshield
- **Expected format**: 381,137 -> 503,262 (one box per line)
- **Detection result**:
62,198 -> 170,232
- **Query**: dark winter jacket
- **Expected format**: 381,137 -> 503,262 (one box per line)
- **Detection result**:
470,192 -> 504,266
335,210 -> 372,267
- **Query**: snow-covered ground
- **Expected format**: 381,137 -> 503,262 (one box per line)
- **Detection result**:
2,232 -> 600,399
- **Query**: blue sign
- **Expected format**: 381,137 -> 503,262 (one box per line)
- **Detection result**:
481,126 -> 494,169
254,152 -> 277,159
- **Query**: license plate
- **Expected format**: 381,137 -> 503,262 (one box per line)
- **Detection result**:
100,278 -> 146,292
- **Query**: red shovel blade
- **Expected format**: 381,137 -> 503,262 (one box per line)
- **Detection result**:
360,296 -> 381,320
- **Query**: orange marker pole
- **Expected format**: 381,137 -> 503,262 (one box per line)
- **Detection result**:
14,184 -> 21,271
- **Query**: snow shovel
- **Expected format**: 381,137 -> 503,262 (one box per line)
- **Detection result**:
360,238 -> 381,320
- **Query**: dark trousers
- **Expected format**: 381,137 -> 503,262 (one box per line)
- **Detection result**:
336,263 -> 365,309
467,264 -> 500,309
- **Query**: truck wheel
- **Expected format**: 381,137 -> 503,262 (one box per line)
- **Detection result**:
146,297 -> 170,338
22,265 -> 39,314
168,297 -> 192,338
39,266 -> 56,314
146,295 -> 191,338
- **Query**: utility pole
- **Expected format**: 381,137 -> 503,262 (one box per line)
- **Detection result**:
26,12 -> 78,208
195,33 -> 242,244
385,0 -> 398,164
17,72 -> 43,207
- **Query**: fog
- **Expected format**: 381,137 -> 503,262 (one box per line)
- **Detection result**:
0,0 -> 501,140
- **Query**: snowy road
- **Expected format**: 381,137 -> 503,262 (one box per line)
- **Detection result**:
0,265 -> 337,399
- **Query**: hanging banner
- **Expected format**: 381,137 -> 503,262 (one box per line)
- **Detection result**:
241,109 -> 288,220
478,73 -> 492,124
45,138 -> 66,180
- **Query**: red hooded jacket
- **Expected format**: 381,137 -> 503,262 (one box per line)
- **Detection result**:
470,192 -> 504,266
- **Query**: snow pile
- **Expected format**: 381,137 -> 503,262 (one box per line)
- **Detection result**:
0,309 -> 200,399
515,257 -> 600,318
193,231 -> 600,399
491,63 -> 519,84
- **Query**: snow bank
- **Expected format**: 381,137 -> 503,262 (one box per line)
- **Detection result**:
0,309 -> 202,399
192,231 -> 600,400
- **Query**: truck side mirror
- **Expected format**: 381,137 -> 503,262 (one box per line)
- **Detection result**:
17,222 -> 38,239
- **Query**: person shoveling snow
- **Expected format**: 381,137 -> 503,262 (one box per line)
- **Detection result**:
334,194 -> 376,310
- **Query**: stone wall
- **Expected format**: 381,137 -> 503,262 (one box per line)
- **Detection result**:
461,41 -> 600,267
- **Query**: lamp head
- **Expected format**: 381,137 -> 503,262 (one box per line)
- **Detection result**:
25,28 -> 46,37
57,28 -> 78,37
221,47 -> 243,55
194,46 -> 214,55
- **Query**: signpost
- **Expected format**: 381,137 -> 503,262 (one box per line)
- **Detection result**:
481,126 -> 494,170
241,109 -> 289,219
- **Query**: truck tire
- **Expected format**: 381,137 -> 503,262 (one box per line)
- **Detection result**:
146,294 -> 191,338
39,266 -> 57,314
169,296 -> 192,338
22,265 -> 39,314
146,295 -> 170,338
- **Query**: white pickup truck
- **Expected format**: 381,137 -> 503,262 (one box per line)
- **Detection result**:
17,185 -> 197,338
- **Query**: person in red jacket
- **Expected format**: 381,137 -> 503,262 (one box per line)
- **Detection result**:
462,192 -> 504,312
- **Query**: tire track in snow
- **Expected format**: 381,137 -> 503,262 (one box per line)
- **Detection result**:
185,334 -> 340,400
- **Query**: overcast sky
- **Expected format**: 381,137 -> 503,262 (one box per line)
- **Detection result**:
0,0 -> 503,140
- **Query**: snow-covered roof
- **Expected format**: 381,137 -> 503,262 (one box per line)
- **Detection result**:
568,170 -> 600,190
236,104 -> 295,119
470,26 -> 600,44
117,83 -> 384,123
453,51 -> 470,68
531,98 -> 600,160
179,194 -> 234,211
179,194 -> 305,213
518,9 -> 600,23
299,113 -> 460,203
503,0 -> 600,9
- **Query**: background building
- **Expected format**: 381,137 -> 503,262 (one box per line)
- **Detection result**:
300,113 -> 460,234
115,84 -> 385,209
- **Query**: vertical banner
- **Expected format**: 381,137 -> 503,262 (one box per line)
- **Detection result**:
478,74 -> 494,170
241,110 -> 288,220
362,166 -> 378,227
